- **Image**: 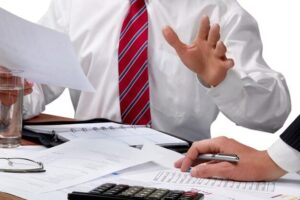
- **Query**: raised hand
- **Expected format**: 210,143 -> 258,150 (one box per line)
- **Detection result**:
163,16 -> 234,87
175,136 -> 286,181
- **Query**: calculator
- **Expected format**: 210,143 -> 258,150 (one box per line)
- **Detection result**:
68,183 -> 204,200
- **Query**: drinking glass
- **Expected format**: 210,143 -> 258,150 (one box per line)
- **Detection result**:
0,68 -> 24,148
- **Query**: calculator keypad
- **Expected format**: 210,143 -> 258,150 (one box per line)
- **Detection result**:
90,183 -> 116,194
119,186 -> 143,197
68,183 -> 204,200
102,184 -> 129,195
147,189 -> 169,199
134,187 -> 156,198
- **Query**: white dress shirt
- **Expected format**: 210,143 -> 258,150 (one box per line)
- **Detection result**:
24,0 -> 291,142
268,139 -> 300,174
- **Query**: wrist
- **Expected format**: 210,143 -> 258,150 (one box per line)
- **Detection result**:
196,68 -> 229,87
197,75 -> 213,88
260,150 -> 287,180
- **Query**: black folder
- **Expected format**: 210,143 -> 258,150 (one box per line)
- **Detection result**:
22,118 -> 190,153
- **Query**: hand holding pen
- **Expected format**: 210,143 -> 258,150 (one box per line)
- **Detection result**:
174,136 -> 286,181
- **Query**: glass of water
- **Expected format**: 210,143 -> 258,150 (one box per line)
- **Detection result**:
0,67 -> 24,148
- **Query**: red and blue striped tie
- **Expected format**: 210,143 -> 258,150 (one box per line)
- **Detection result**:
118,0 -> 151,125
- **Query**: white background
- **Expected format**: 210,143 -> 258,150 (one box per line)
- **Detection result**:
0,0 -> 299,149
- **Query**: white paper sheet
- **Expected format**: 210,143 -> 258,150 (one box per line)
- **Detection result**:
141,143 -> 183,168
0,139 -> 150,199
0,145 -> 46,157
29,162 -> 240,200
0,8 -> 94,92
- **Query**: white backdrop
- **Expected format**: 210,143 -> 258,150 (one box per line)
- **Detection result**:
1,0 -> 299,149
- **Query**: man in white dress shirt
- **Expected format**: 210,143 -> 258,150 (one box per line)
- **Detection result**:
24,0 -> 291,141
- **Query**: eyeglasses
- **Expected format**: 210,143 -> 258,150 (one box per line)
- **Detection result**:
0,157 -> 46,173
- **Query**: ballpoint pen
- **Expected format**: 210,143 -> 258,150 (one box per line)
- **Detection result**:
198,153 -> 240,163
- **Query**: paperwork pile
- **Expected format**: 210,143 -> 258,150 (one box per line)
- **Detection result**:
1,141 -> 300,200
0,139 -> 150,198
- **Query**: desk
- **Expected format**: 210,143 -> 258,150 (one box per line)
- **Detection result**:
0,114 -> 73,200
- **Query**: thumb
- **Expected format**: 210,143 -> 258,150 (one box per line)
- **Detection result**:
224,58 -> 234,69
162,26 -> 186,53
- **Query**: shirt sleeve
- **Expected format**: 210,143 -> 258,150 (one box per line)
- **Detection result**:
267,115 -> 300,173
23,0 -> 70,119
23,84 -> 45,119
38,0 -> 71,34
268,138 -> 300,173
206,3 -> 291,133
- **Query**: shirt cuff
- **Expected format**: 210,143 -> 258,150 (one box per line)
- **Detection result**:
206,69 -> 243,104
267,138 -> 300,173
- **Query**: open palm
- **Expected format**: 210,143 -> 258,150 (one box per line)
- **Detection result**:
163,16 -> 234,87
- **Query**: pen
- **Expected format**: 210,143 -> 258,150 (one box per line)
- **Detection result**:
198,153 -> 239,163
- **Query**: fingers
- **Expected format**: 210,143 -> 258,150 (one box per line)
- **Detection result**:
24,88 -> 33,95
174,157 -> 184,168
181,136 -> 232,172
197,16 -> 210,40
224,58 -> 234,69
191,161 -> 235,179
208,24 -> 220,47
214,41 -> 235,69
180,137 -> 226,172
162,26 -> 186,53
196,16 -> 220,47
24,80 -> 33,89
175,156 -> 205,169
215,41 -> 227,58
0,81 -> 33,96
24,81 -> 33,95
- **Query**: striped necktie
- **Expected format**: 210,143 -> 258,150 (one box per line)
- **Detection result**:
118,0 -> 151,125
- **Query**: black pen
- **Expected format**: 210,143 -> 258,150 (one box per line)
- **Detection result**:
198,153 -> 240,163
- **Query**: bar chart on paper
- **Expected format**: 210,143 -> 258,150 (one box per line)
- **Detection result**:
151,171 -> 275,193
124,170 -> 300,199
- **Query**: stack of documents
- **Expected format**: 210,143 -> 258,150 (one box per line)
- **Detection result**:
1,140 -> 300,200
0,139 -> 151,199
